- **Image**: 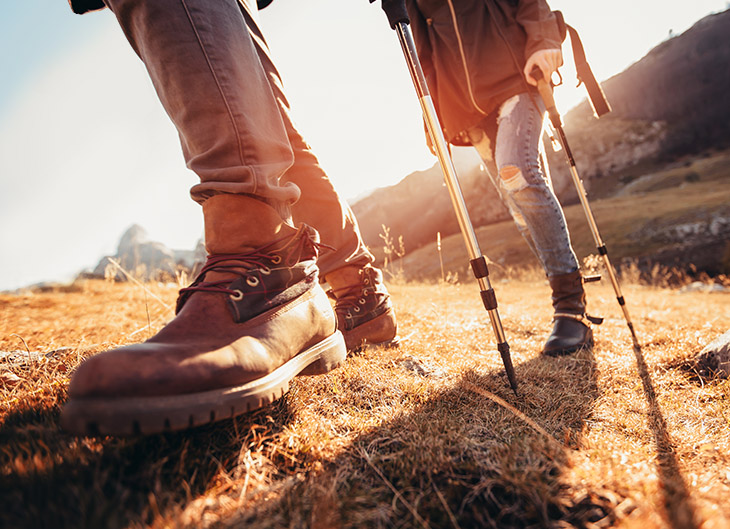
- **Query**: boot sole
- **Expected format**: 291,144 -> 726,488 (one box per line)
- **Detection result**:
344,307 -> 398,351
61,331 -> 347,437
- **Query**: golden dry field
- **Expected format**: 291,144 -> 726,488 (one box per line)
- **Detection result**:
1,277 -> 729,528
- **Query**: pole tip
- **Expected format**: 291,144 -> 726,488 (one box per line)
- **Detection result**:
498,342 -> 519,396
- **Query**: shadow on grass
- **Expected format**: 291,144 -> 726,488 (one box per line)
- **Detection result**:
0,394 -> 296,529
631,344 -> 700,529
223,348 -> 621,528
0,344 -> 700,528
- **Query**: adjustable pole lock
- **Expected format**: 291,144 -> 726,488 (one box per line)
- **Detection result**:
470,256 -> 490,279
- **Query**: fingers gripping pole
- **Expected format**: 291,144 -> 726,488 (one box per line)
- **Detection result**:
395,22 -> 518,393
533,69 -> 641,352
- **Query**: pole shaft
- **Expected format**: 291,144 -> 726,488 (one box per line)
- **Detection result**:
396,25 -> 479,265
556,123 -> 641,350
395,22 -> 516,389
396,23 -> 505,339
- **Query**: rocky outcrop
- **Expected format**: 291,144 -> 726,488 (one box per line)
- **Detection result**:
694,330 -> 730,380
544,117 -> 668,201
173,239 -> 208,274
624,211 -> 730,275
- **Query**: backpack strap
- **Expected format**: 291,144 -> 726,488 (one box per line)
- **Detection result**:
551,10 -> 611,118
566,22 -> 612,117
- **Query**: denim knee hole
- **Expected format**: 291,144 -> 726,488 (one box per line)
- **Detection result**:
499,165 -> 529,193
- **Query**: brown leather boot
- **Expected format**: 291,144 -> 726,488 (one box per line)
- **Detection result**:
62,195 -> 346,436
542,271 -> 601,356
325,264 -> 398,351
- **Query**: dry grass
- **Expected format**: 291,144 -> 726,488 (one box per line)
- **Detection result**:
1,277 -> 729,528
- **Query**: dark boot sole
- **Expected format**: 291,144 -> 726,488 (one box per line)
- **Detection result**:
61,331 -> 347,437
343,307 -> 398,351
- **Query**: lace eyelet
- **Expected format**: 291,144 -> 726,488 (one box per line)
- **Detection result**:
364,278 -> 369,284
246,276 -> 260,287
259,266 -> 271,275
270,255 -> 282,264
230,289 -> 244,301
358,298 -> 366,305
353,306 -> 361,313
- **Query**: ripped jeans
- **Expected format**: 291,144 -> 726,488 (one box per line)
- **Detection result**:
467,93 -> 579,277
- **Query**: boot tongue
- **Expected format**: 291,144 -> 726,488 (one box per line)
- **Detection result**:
178,194 -> 320,314
326,266 -> 363,295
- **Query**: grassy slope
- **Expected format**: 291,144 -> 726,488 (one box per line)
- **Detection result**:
1,279 -> 729,528
396,151 -> 730,282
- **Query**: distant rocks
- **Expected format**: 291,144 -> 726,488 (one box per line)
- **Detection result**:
680,281 -> 729,294
86,225 -> 205,282
628,212 -> 730,276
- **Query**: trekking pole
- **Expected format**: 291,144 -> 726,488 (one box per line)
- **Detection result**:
377,0 -> 518,394
531,68 -> 642,353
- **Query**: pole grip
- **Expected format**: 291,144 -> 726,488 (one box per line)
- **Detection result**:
530,67 -> 562,129
380,0 -> 410,29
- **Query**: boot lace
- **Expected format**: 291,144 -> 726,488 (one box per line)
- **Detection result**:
179,250 -> 281,298
330,275 -> 374,316
179,231 -> 331,299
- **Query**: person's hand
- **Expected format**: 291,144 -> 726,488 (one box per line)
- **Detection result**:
523,48 -> 563,86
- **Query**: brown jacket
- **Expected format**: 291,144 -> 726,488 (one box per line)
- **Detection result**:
406,0 -> 563,141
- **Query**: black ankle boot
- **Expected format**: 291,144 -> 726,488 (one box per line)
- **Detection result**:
542,271 -> 601,356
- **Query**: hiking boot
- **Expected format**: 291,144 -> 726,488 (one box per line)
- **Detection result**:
61,195 -> 346,436
542,271 -> 602,356
325,264 -> 398,351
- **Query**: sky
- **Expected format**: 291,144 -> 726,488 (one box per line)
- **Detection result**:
1,0 -> 728,291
